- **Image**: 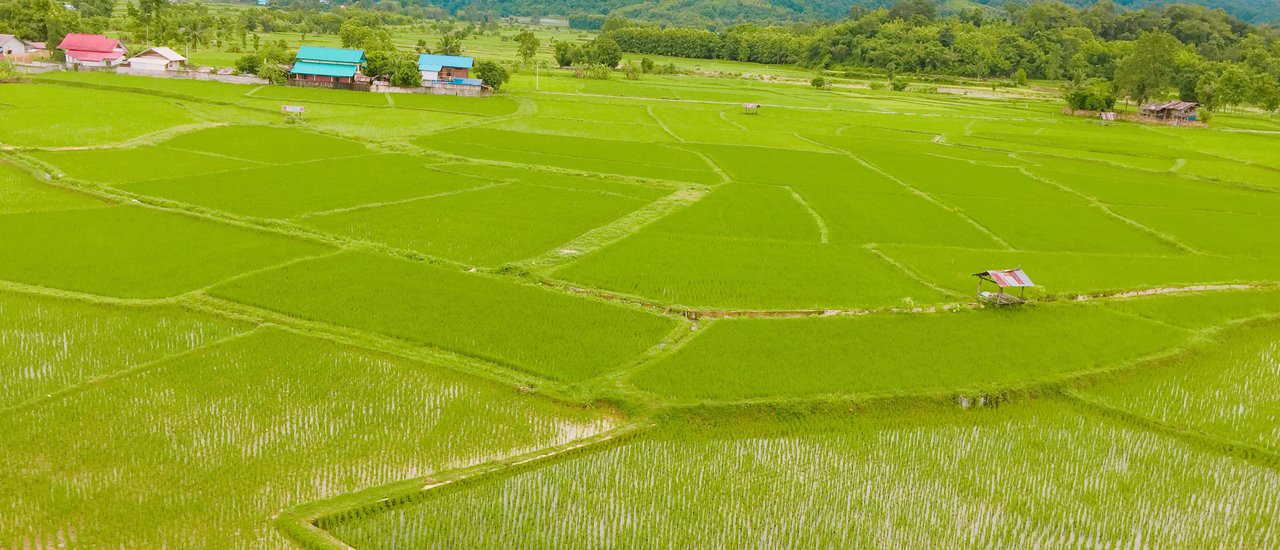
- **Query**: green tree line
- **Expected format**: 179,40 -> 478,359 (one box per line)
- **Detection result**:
602,0 -> 1280,112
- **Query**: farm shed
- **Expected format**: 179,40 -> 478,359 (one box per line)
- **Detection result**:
57,33 -> 127,68
1141,101 -> 1198,122
418,54 -> 473,83
973,268 -> 1035,305
123,47 -> 186,71
290,46 -> 366,89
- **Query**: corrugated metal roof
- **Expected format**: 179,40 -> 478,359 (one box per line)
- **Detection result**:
420,64 -> 443,72
1142,100 -> 1197,111
418,54 -> 473,70
290,60 -> 358,78
451,77 -> 483,86
64,49 -> 125,62
130,46 -> 185,62
973,269 -> 1035,288
295,46 -> 365,64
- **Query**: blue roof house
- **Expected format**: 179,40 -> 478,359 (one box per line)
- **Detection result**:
418,54 -> 474,82
290,46 -> 366,87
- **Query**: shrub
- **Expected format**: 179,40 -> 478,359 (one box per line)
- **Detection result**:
585,63 -> 612,79
257,65 -> 287,85
890,78 -> 908,91
623,61 -> 641,80
1013,68 -> 1029,87
234,54 -> 261,75
640,57 -> 654,73
390,64 -> 422,88
473,60 -> 510,91
810,76 -> 826,89
0,59 -> 18,81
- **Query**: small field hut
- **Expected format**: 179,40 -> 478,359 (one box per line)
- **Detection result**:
973,268 -> 1035,305
1140,101 -> 1198,123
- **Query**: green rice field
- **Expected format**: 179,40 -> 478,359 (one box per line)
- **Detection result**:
2,60 -> 1279,548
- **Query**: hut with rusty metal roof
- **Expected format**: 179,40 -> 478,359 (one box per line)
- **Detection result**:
1141,100 -> 1198,122
973,268 -> 1035,305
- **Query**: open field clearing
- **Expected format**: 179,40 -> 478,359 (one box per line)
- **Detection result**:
0,161 -> 110,215
31,145 -> 259,184
3,67 -> 1280,548
329,402 -> 1280,549
0,84 -> 205,148
631,303 -> 1186,400
0,205 -> 330,298
0,328 -> 615,549
414,127 -> 722,184
211,252 -> 677,381
120,154 -> 468,220
302,178 -> 669,266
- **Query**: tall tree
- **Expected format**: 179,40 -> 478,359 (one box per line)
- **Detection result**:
1114,30 -> 1181,104
515,30 -> 540,65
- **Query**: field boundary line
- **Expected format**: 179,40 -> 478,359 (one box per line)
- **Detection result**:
181,294 -> 583,400
863,244 -> 966,298
0,278 -> 184,306
514,187 -> 709,273
795,134 -> 1016,251
162,145 -> 271,165
1063,391 -> 1280,472
401,142 -> 708,189
276,421 -> 653,549
291,180 -> 516,220
0,328 -> 259,417
26,78 -> 279,117
646,105 -> 686,142
190,250 -> 348,295
680,147 -> 732,184
589,318 -> 701,394
718,110 -> 747,130
786,186 -> 829,244
1017,167 -> 1203,255
6,122 -> 227,152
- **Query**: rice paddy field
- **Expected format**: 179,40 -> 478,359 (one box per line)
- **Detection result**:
2,63 -> 1280,548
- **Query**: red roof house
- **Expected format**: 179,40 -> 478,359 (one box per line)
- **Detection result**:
57,33 -> 127,67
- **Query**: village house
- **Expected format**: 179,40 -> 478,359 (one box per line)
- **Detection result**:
0,34 -> 42,58
289,46 -> 366,89
57,33 -> 127,68
1141,100 -> 1199,123
122,46 -> 186,71
418,54 -> 473,82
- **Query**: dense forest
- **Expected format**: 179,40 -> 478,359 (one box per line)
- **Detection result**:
603,1 -> 1280,113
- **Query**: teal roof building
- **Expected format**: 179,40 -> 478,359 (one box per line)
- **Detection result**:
291,46 -> 366,80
